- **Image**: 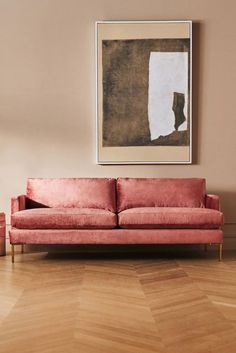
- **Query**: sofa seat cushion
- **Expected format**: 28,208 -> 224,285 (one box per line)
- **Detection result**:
12,208 -> 117,229
118,207 -> 224,229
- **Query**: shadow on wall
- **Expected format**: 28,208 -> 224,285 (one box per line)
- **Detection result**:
217,190 -> 236,223
192,21 -> 202,165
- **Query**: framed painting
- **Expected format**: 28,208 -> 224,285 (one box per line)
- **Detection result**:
96,20 -> 192,164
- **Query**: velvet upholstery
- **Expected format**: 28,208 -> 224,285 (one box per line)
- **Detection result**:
9,228 -> 223,245
117,178 -> 206,212
118,207 -> 224,229
0,213 -> 5,256
26,178 -> 116,212
10,178 -> 224,251
12,208 -> 117,229
11,195 -> 26,214
205,194 -> 220,210
0,212 -> 5,224
0,213 -> 5,240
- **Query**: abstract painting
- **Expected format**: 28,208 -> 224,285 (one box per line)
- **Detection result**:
96,21 -> 192,164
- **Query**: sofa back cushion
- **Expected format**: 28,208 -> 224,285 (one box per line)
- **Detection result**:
26,178 -> 116,212
117,178 -> 206,212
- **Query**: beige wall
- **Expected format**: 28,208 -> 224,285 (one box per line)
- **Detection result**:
0,0 -> 235,236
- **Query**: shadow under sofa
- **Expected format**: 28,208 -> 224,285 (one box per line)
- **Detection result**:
9,177 -> 224,262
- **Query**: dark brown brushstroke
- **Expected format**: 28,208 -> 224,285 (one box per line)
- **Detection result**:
102,38 -> 190,147
172,92 -> 186,131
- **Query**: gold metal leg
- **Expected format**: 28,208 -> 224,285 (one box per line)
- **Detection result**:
219,243 -> 223,262
21,244 -> 24,254
204,244 -> 208,252
11,245 -> 15,263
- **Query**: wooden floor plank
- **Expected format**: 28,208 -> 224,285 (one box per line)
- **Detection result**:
74,259 -> 164,353
0,251 -> 236,352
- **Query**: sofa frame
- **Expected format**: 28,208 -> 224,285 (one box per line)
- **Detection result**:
10,178 -> 224,263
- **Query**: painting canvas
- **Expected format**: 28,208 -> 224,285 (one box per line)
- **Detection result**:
96,21 -> 192,164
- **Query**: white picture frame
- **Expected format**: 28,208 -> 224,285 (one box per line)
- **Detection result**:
96,20 -> 192,164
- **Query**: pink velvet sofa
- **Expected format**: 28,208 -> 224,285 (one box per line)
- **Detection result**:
9,178 -> 224,262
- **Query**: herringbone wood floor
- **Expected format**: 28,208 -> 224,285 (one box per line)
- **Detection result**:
0,246 -> 236,353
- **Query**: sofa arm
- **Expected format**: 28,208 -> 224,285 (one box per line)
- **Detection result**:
205,194 -> 220,211
11,195 -> 26,214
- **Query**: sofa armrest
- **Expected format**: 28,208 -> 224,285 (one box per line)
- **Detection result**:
11,195 -> 26,214
205,194 -> 220,211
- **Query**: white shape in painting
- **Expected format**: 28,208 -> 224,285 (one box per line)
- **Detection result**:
148,52 -> 188,140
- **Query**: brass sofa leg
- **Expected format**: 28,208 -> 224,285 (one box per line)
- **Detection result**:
21,244 -> 24,254
219,244 -> 223,262
11,245 -> 15,263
